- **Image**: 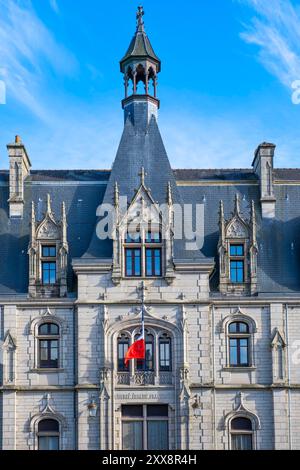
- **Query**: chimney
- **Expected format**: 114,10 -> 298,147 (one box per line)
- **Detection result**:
252,142 -> 276,219
7,136 -> 32,218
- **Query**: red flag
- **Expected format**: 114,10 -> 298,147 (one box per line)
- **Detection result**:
125,330 -> 145,366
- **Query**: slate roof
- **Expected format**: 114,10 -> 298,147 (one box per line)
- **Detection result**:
2,132 -> 300,295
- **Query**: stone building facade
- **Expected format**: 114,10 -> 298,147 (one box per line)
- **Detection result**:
1,7 -> 300,450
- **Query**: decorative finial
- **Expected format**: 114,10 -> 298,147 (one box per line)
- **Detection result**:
15,135 -> 21,144
139,167 -> 147,186
62,201 -> 66,218
234,194 -> 240,215
31,201 -> 35,220
46,194 -> 52,215
114,181 -> 119,207
136,5 -> 145,30
167,182 -> 173,206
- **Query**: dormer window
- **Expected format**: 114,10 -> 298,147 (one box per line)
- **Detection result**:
218,196 -> 258,295
230,244 -> 245,283
41,245 -> 57,285
124,228 -> 162,278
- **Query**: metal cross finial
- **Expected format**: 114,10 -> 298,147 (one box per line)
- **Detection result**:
137,5 -> 145,30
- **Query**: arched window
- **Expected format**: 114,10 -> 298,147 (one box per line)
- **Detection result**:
117,329 -> 172,376
136,331 -> 154,371
124,226 -> 162,278
118,333 -> 130,371
228,322 -> 250,367
159,334 -> 172,372
38,419 -> 60,451
230,417 -> 253,450
38,323 -> 60,369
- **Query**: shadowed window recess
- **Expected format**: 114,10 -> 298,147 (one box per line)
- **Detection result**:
38,323 -> 60,369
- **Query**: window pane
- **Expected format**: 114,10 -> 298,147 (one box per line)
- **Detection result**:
145,232 -> 161,243
126,232 -> 141,243
122,405 -> 143,418
231,434 -> 253,450
134,250 -> 141,276
147,421 -> 169,450
229,323 -> 238,334
159,341 -> 171,371
49,324 -> 59,335
38,419 -> 59,433
40,341 -> 48,361
230,339 -> 238,366
231,418 -> 252,431
137,341 -> 154,371
154,250 -> 162,276
238,322 -> 249,333
126,250 -> 133,276
240,339 -> 249,365
146,250 -> 152,276
122,421 -> 143,451
146,249 -> 162,277
147,405 -> 168,417
125,249 -> 141,277
42,246 -> 56,257
230,245 -> 244,257
38,436 -> 59,451
50,340 -> 59,361
230,261 -> 244,283
42,262 -> 56,285
118,341 -> 129,371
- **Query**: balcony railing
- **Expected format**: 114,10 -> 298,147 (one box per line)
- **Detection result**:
116,371 -> 173,386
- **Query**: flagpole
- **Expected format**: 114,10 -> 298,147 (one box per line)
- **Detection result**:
142,281 -> 146,374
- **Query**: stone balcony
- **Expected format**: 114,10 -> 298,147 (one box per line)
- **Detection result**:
116,371 -> 174,386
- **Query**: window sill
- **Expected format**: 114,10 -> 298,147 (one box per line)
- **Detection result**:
30,368 -> 64,374
223,366 -> 256,372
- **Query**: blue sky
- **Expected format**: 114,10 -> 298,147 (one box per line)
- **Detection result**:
0,0 -> 300,169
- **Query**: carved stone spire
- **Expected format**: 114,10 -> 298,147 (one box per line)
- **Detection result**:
219,200 -> 225,246
167,182 -> 173,207
31,201 -> 36,243
46,194 -> 52,216
61,202 -> 67,246
234,193 -> 240,216
114,182 -> 119,208
250,200 -> 257,247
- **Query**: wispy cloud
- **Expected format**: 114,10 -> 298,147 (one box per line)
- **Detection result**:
49,0 -> 59,14
0,0 -> 76,119
239,0 -> 300,88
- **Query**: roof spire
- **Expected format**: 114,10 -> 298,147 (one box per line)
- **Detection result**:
136,5 -> 145,32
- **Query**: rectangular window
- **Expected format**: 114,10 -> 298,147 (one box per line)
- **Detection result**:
230,245 -> 244,257
230,261 -> 244,283
125,249 -> 141,277
42,246 -> 56,258
146,248 -> 162,277
122,421 -> 143,451
159,341 -> 171,371
231,434 -> 253,450
122,405 -> 169,451
229,338 -> 249,367
38,436 -> 60,451
39,340 -> 59,369
42,262 -> 56,285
